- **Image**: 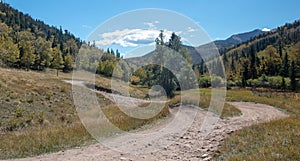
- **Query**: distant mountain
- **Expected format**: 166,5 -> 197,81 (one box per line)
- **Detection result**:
127,29 -> 265,65
222,19 -> 300,79
211,19 -> 300,91
214,29 -> 264,50
127,19 -> 300,91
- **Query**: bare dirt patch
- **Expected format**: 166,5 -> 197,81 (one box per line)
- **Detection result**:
4,101 -> 288,161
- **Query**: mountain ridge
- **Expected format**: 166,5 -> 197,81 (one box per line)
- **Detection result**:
126,28 -> 265,65
214,29 -> 264,50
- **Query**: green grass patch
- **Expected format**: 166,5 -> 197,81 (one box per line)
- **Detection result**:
216,117 -> 300,161
215,89 -> 300,160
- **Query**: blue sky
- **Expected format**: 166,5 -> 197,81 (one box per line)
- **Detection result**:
84,9 -> 214,57
4,0 -> 300,57
5,0 -> 300,40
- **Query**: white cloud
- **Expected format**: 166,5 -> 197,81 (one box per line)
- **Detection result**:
96,28 -> 177,47
187,27 -> 196,32
262,28 -> 271,32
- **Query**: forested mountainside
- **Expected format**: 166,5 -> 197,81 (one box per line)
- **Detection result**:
1,2 -> 299,91
0,2 -> 81,71
128,19 -> 300,91
217,20 -> 300,90
0,2 -> 125,75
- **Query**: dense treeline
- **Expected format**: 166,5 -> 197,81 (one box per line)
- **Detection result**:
0,2 -> 81,72
0,2 -> 125,77
76,44 -> 128,79
195,20 -> 300,91
1,2 -> 299,92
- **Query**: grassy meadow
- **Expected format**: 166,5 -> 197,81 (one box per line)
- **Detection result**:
171,88 -> 242,118
216,89 -> 300,160
0,68 -> 162,159
0,68 -> 92,159
0,68 -> 298,160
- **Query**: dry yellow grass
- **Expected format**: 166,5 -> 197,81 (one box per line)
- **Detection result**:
1,68 -> 264,160
215,89 -> 300,160
170,88 -> 242,118
0,68 -> 168,159
0,68 -> 94,159
52,69 -> 149,99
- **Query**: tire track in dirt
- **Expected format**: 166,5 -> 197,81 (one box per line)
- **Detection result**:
4,100 -> 288,161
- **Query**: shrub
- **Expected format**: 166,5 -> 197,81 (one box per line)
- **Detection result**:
198,75 -> 226,88
212,76 -> 225,87
267,76 -> 282,89
247,76 -> 291,89
198,76 -> 211,88
227,80 -> 236,87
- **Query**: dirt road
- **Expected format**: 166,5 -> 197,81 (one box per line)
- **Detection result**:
8,80 -> 288,161
5,99 -> 288,161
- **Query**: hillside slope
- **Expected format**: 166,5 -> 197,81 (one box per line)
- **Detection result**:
214,29 -> 264,49
0,2 -> 81,71
220,19 -> 300,90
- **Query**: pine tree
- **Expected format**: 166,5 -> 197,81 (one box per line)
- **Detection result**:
279,43 -> 283,58
158,30 -> 165,45
168,32 -> 181,52
289,60 -> 297,91
116,49 -> 121,58
241,61 -> 249,87
199,60 -> 205,75
159,68 -> 176,98
280,52 -> 289,77
281,76 -> 286,90
110,49 -> 115,56
231,56 -> 235,73
249,46 -> 257,79
153,30 -> 177,98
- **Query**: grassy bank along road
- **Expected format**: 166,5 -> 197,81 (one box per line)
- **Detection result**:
4,101 -> 288,161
